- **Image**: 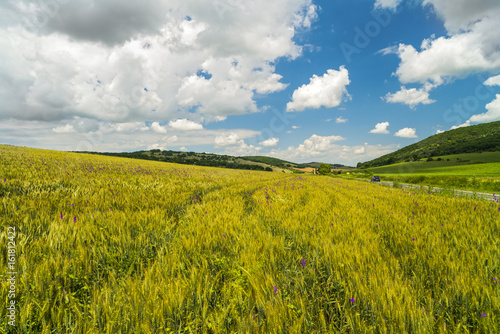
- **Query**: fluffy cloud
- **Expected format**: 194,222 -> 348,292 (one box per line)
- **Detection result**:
0,0 -> 318,125
214,133 -> 244,147
259,138 -> 279,147
394,127 -> 418,138
0,118 -> 259,153
390,1 -> 500,86
222,143 -> 261,156
151,122 -> 167,134
484,75 -> 500,87
286,67 -> 351,112
469,95 -> 500,123
369,122 -> 390,134
436,129 -> 445,134
374,0 -> 402,10
450,120 -> 471,129
268,138 -> 399,165
354,146 -> 366,154
52,124 -> 75,134
272,134 -> 345,159
382,0 -> 500,110
336,116 -> 348,123
168,119 -> 204,131
384,86 -> 435,109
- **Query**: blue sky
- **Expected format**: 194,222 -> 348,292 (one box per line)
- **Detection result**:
1,0 -> 500,165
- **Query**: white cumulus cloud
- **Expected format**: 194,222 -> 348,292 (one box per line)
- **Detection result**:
52,124 -> 75,134
336,116 -> 348,123
484,75 -> 500,87
214,133 -> 244,147
369,122 -> 390,134
384,86 -> 435,109
168,119 -> 203,131
286,67 -> 351,112
394,127 -> 418,138
151,122 -> 167,134
469,95 -> 500,123
387,0 -> 500,85
0,0 -> 318,128
374,0 -> 402,11
259,138 -> 279,147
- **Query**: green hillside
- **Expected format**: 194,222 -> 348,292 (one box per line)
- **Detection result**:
369,152 -> 500,175
81,150 -> 276,172
240,156 -> 297,168
358,121 -> 500,168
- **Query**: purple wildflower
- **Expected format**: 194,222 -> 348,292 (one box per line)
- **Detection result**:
412,238 -> 415,241
60,213 -> 63,219
274,286 -> 277,293
73,216 -> 76,223
349,298 -> 355,303
481,313 -> 487,317
301,259 -> 306,268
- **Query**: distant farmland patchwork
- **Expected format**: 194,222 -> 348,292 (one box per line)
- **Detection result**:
1,145 -> 500,333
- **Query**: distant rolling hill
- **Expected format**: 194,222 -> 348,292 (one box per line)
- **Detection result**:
77,150 -> 352,173
358,120 -> 500,169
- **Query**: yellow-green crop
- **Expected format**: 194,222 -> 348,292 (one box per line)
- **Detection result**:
1,145 -> 499,333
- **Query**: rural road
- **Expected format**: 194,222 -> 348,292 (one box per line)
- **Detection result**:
352,178 -> 498,202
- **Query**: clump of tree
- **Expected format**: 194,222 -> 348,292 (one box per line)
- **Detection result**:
318,163 -> 331,175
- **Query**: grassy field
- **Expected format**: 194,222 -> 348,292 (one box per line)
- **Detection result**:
351,152 -> 500,193
369,152 -> 500,175
1,145 -> 500,333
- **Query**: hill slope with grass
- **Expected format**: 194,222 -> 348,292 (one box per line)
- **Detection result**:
81,149 -> 283,172
358,121 -> 500,168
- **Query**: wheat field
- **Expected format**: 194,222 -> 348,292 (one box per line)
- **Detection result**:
1,145 -> 499,333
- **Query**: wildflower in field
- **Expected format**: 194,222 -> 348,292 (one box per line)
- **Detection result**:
481,313 -> 487,317
274,286 -> 277,293
350,298 -> 355,303
60,213 -> 63,219
412,238 -> 415,241
301,259 -> 306,267
73,216 -> 76,223
223,234 -> 226,238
